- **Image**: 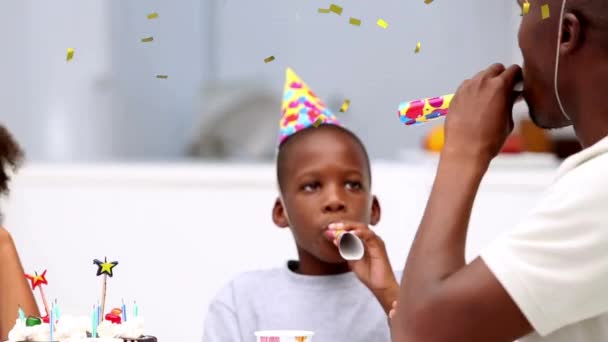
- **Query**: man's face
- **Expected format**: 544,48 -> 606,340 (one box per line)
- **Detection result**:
517,0 -> 572,129
276,128 -> 378,263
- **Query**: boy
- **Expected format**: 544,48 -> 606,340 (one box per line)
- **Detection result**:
0,125 -> 39,339
203,68 -> 399,341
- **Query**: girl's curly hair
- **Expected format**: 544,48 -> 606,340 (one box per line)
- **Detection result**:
0,125 -> 23,195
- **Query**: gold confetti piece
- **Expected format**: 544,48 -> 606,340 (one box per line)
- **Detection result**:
377,19 -> 388,29
415,42 -> 421,53
264,56 -> 276,63
424,0 -> 433,4
156,75 -> 168,79
349,18 -> 361,26
66,48 -> 74,62
522,1 -> 530,15
329,4 -> 343,15
339,100 -> 351,113
141,37 -> 154,43
541,4 -> 550,19
147,12 -> 159,19
318,8 -> 331,14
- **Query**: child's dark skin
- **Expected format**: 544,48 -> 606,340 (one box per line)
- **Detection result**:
272,126 -> 399,314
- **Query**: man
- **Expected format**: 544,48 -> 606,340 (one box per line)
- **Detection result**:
392,0 -> 608,341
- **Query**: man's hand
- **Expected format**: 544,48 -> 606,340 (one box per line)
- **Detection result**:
444,63 -> 522,164
324,221 -> 399,314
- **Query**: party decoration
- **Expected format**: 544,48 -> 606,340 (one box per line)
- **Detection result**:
377,19 -> 388,29
264,56 -> 276,63
94,257 -> 119,322
25,316 -> 42,327
156,75 -> 168,79
25,270 -> 50,317
398,94 -> 453,125
318,8 -> 331,14
415,42 -> 421,53
147,12 -> 159,19
329,4 -> 343,15
278,68 -> 340,144
424,0 -> 434,4
339,100 -> 351,113
141,37 -> 154,43
105,308 -> 122,324
66,48 -> 74,62
541,4 -> 550,19
522,1 -> 530,15
349,18 -> 361,26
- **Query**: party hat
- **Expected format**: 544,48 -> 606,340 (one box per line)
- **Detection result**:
278,68 -> 340,145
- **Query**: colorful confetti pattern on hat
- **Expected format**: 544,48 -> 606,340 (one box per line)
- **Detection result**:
278,68 -> 340,145
398,94 -> 453,125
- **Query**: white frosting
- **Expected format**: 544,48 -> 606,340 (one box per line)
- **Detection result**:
5,315 -> 146,341
119,317 -> 144,339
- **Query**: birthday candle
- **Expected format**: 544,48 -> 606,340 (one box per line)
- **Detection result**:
133,301 -> 139,318
18,305 -> 25,324
49,304 -> 54,342
122,300 -> 127,322
97,304 -> 101,325
91,305 -> 97,338
54,299 -> 61,321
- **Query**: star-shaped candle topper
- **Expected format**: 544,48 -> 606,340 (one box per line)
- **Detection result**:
25,270 -> 48,290
93,257 -> 119,277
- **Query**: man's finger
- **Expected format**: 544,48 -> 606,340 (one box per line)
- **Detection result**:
484,63 -> 507,79
499,64 -> 523,88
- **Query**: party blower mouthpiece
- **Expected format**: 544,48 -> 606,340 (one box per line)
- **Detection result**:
398,81 -> 524,126
335,230 -> 365,261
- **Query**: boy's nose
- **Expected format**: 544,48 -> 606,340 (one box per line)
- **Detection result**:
323,190 -> 346,213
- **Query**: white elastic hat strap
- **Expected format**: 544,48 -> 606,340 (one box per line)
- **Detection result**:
554,0 -> 571,121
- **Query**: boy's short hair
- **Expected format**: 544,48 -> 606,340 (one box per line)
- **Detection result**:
276,124 -> 372,193
0,126 -> 23,196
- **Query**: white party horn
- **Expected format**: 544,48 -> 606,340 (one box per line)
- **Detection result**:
335,231 -> 364,261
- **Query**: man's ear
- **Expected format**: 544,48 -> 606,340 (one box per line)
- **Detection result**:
370,195 -> 381,226
272,197 -> 290,229
559,13 -> 582,56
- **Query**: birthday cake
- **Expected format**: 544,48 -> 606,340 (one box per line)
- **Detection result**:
6,258 -> 158,342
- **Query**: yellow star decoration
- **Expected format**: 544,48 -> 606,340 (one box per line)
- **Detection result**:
93,257 -> 119,277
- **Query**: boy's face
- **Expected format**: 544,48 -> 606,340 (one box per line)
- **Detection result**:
273,127 -> 380,264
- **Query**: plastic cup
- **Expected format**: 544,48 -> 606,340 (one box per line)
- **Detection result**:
254,330 -> 314,342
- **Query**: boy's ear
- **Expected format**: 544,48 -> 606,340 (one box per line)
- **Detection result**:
272,197 -> 290,229
370,195 -> 381,226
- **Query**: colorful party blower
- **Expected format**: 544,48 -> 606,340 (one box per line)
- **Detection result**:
24,270 -> 50,319
398,82 -> 523,126
398,94 -> 453,126
93,257 -> 119,322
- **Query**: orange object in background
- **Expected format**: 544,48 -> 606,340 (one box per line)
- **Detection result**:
424,125 -> 445,152
423,124 -> 524,154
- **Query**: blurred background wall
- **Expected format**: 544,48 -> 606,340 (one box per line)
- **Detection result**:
1,0 -> 548,162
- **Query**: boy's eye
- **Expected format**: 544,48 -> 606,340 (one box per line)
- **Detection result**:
302,182 -> 320,192
345,181 -> 362,190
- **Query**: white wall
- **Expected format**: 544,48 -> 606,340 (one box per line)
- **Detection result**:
0,0 -> 522,161
2,161 -> 556,341
213,0 -> 523,159
0,0 -> 208,161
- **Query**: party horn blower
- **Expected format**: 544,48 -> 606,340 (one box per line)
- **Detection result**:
335,230 -> 365,261
24,270 -> 50,318
398,81 -> 524,126
93,257 -> 119,322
